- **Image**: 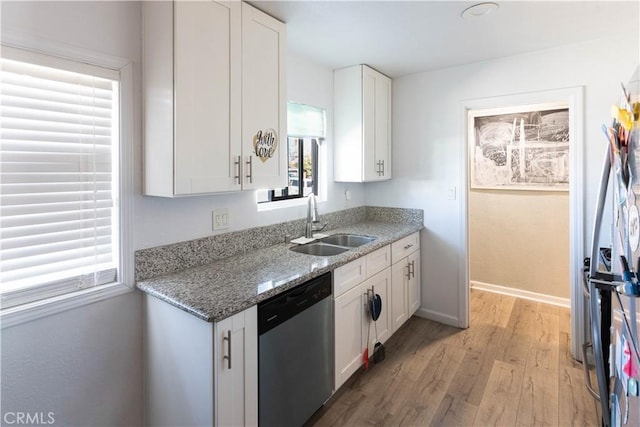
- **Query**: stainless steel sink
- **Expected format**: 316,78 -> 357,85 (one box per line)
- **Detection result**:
319,234 -> 376,247
290,234 -> 376,257
289,242 -> 350,256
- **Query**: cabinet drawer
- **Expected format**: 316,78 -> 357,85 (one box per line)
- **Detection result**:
391,232 -> 420,264
366,246 -> 390,278
333,258 -> 366,298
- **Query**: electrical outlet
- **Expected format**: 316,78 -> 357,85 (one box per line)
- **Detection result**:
212,208 -> 229,230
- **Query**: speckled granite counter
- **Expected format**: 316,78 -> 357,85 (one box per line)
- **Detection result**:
137,221 -> 423,322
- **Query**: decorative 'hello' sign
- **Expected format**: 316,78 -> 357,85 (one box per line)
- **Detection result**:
253,129 -> 278,163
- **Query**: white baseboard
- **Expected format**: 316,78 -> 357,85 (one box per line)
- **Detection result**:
414,307 -> 461,328
470,280 -> 570,308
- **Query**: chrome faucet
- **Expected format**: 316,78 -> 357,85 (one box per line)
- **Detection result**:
305,193 -> 327,238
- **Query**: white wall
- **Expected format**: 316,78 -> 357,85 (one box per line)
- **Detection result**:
365,35 -> 639,326
0,2 -> 358,425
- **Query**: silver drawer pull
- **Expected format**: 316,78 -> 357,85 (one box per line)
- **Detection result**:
223,330 -> 232,370
404,244 -> 414,250
234,155 -> 241,184
246,156 -> 253,184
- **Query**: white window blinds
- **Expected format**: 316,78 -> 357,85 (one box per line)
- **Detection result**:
287,102 -> 326,138
1,47 -> 121,308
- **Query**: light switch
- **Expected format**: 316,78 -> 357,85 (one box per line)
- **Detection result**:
447,186 -> 456,200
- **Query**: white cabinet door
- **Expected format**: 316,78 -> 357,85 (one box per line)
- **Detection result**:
215,306 -> 258,427
408,250 -> 421,316
391,259 -> 409,333
362,66 -> 391,181
241,2 -> 287,190
174,0 -> 241,195
362,268 -> 392,355
334,283 -> 367,389
334,64 -> 391,183
144,1 -> 242,196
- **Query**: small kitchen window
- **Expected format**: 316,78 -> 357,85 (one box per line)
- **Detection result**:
0,45 -> 133,318
257,102 -> 325,204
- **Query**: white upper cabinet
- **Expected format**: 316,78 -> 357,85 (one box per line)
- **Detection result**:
241,2 -> 287,190
143,1 -> 286,197
334,64 -> 392,182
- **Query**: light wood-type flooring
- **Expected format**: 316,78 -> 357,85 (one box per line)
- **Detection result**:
308,289 -> 600,426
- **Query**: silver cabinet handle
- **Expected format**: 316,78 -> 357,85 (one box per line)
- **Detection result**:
223,330 -> 231,370
404,244 -> 414,250
376,160 -> 383,176
405,263 -> 411,280
381,160 -> 385,176
234,156 -> 241,184
409,261 -> 415,279
246,156 -> 253,184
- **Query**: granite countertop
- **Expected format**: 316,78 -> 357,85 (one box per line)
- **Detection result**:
137,221 -> 423,322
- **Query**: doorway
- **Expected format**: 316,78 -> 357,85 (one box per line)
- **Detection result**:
459,87 -> 585,360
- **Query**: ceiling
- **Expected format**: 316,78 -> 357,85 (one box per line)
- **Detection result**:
249,1 -> 639,78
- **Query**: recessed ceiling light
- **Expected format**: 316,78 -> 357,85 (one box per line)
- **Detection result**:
461,2 -> 499,19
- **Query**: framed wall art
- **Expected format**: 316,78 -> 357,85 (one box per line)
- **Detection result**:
468,101 -> 570,190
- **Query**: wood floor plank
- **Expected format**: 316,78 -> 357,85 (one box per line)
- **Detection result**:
516,305 -> 561,425
496,298 -> 537,365
517,357 -> 559,426
472,360 -> 524,426
310,290 -> 600,427
446,328 -> 503,407
381,343 -> 466,423
558,365 -> 600,426
431,393 -> 478,426
470,288 -> 516,328
559,305 -> 572,334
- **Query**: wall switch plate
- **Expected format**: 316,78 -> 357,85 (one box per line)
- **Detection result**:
447,186 -> 456,200
212,208 -> 229,230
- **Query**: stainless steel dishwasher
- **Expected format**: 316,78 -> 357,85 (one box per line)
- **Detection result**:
258,272 -> 333,427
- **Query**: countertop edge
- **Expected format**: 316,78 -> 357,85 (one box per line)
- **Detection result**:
137,222 -> 424,323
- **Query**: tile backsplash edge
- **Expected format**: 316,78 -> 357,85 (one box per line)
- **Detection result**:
135,206 -> 422,281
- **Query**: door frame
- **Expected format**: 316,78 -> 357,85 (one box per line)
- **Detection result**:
459,87 -> 585,359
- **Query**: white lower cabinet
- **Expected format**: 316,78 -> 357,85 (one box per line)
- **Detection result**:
407,250 -> 421,315
390,260 -> 409,333
334,280 -> 368,389
362,268 -> 392,355
333,246 -> 391,389
215,308 -> 258,427
390,232 -> 421,333
144,295 -> 257,426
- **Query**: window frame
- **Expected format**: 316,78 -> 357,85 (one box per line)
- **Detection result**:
0,37 -> 134,329
267,137 -> 319,202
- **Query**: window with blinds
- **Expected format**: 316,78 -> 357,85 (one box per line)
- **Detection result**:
1,46 -> 121,309
256,102 -> 325,204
